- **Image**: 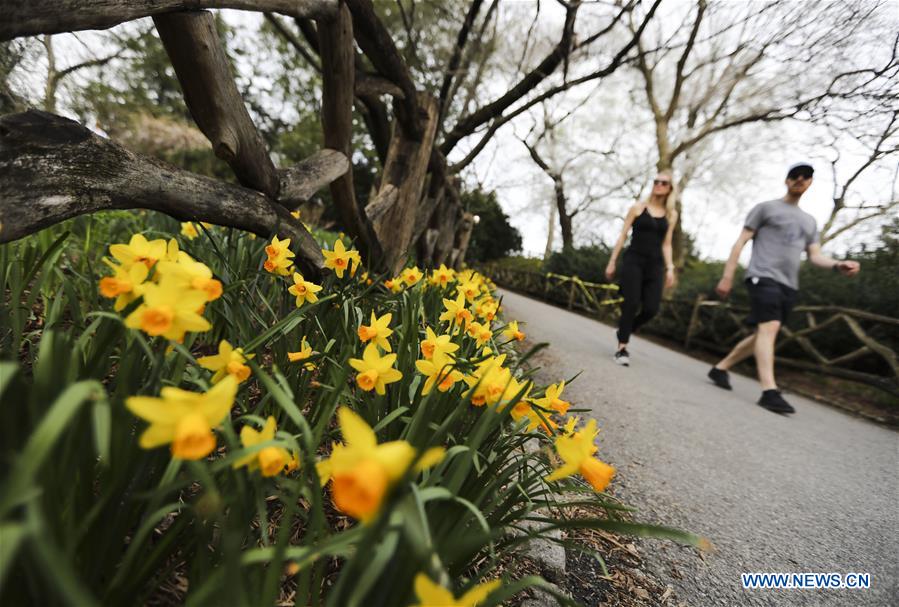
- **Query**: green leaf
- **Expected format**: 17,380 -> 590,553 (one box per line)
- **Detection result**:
0,522 -> 27,592
0,381 -> 105,517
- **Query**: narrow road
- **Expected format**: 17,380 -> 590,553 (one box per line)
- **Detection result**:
499,289 -> 898,606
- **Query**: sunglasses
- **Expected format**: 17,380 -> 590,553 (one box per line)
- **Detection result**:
787,170 -> 813,180
653,179 -> 671,186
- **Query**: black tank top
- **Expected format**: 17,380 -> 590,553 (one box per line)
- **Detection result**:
627,207 -> 668,258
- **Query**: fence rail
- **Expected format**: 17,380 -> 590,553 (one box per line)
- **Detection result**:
485,265 -> 899,397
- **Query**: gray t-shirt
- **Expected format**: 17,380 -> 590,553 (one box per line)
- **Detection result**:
744,198 -> 818,290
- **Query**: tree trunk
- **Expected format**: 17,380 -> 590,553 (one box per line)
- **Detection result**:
554,179 -> 574,252
366,93 -> 439,273
543,201 -> 556,260
318,0 -> 383,264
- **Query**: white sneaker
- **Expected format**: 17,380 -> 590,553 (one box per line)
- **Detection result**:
613,349 -> 630,366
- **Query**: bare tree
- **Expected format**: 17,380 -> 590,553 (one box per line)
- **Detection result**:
628,0 -> 897,265
820,110 -> 899,244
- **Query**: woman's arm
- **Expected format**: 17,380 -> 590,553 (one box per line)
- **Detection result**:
662,210 -> 678,288
605,204 -> 641,281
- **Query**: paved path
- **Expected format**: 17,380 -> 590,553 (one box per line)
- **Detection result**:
499,289 -> 898,607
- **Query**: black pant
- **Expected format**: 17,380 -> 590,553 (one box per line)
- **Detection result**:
616,251 -> 664,344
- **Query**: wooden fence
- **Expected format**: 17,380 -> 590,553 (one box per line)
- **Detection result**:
486,266 -> 899,398
484,266 -> 622,318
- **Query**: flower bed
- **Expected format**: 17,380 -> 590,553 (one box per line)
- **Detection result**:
0,213 -> 700,606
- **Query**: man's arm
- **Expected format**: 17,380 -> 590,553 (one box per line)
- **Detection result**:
807,243 -> 860,276
716,228 -> 755,298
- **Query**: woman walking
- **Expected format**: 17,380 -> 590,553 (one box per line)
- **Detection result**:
604,171 -> 678,366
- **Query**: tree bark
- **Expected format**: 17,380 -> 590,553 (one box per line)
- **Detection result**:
277,149 -> 349,208
431,183 -> 463,267
154,10 -> 280,198
0,0 -> 337,41
451,212 -> 475,269
0,111 -> 325,275
344,0 -> 422,140
318,0 -> 383,264
366,93 -> 439,273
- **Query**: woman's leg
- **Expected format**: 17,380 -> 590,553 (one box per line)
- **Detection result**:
616,255 -> 644,346
631,261 -> 664,334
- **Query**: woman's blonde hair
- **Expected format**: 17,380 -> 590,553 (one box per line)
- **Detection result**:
644,169 -> 678,220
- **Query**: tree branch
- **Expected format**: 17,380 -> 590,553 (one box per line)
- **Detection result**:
0,111 -> 325,275
0,0 -> 338,41
154,10 -> 281,199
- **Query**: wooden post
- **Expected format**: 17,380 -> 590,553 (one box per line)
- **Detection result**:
567,279 -> 576,310
684,294 -> 704,349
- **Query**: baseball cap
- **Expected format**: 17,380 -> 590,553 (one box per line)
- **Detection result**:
786,162 -> 814,179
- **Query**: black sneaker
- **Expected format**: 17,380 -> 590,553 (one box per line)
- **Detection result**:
708,367 -> 732,390
758,389 -> 795,414
613,349 -> 630,366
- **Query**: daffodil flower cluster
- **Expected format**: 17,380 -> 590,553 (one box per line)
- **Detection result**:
99,234 -> 222,342
264,235 -> 295,275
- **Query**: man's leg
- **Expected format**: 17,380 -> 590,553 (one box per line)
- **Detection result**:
715,332 -> 757,371
754,320 -> 781,390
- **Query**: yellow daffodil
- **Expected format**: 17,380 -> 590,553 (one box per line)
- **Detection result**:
545,419 -> 615,492
287,272 -> 323,307
347,249 -> 362,277
197,340 -> 254,384
412,573 -> 500,607
467,321 -> 493,348
475,298 -> 498,322
415,352 -> 464,395
264,235 -> 295,275
357,311 -> 394,352
109,233 -> 168,271
502,321 -> 525,342
439,293 -> 473,331
125,376 -> 237,460
428,264 -> 456,288
124,274 -> 211,341
400,266 -> 423,287
561,416 -> 581,436
180,222 -> 200,239
510,401 -> 557,433
155,258 -> 223,303
384,277 -> 403,293
532,381 -> 571,415
456,280 -> 480,303
99,258 -> 149,311
233,416 -> 298,476
322,239 -> 357,278
348,343 -> 403,395
463,355 -> 510,407
287,337 -> 316,370
291,210 -> 301,220
316,407 -> 444,521
420,326 -> 459,360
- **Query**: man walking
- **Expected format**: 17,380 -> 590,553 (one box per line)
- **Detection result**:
706,162 -> 860,414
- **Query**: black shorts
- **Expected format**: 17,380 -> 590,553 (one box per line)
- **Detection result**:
744,276 -> 797,327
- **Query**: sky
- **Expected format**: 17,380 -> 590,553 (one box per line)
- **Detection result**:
11,2 -> 896,264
